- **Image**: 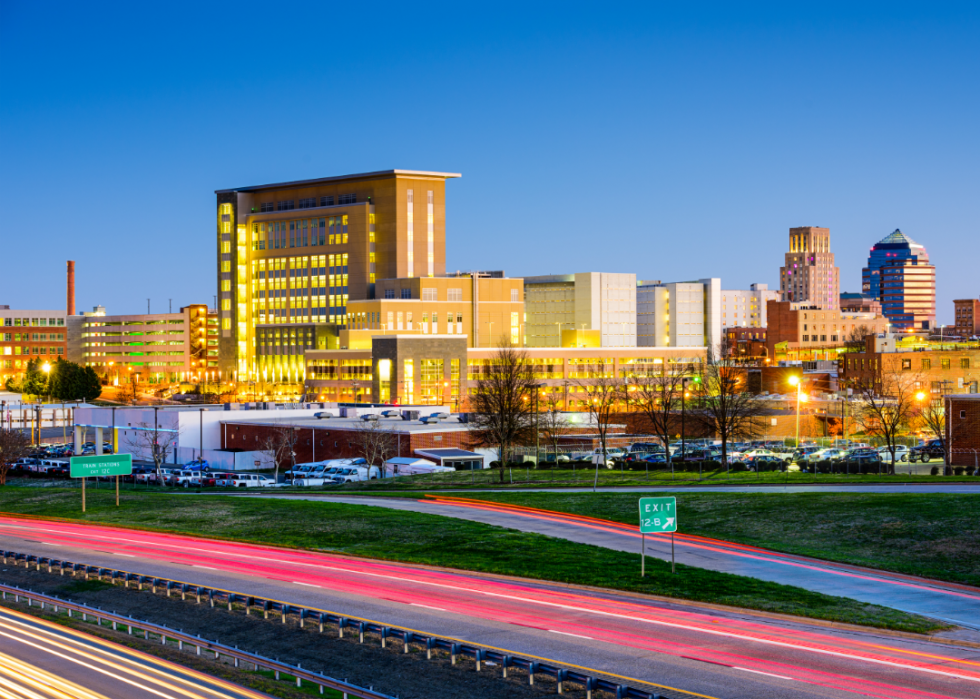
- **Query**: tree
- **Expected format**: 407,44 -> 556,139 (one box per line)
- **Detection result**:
48,360 -> 103,403
844,325 -> 873,349
125,419 -> 182,485
467,344 -> 537,482
917,396 -> 948,466
630,364 -> 689,471
538,393 -> 572,462
695,356 -> 764,472
21,359 -> 47,401
353,419 -> 397,478
0,427 -> 32,486
852,373 -> 919,473
576,377 -> 624,492
260,422 -> 299,484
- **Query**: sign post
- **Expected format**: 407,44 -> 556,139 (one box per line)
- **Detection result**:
70,454 -> 132,512
638,496 -> 678,576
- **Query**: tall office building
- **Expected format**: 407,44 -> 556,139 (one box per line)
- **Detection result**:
779,227 -> 840,310
523,273 -> 636,348
862,229 -> 936,331
636,278 -> 721,356
214,170 -> 461,378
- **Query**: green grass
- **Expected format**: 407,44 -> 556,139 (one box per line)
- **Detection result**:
326,465 -> 971,491
0,486 -> 946,634
412,491 -> 980,587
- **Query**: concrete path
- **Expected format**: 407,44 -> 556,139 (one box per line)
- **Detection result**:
235,492 -> 980,630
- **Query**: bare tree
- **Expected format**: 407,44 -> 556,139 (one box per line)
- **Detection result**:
0,427 -> 32,486
576,377 -> 624,491
538,393 -> 572,463
467,344 -> 537,482
918,396 -> 946,462
353,419 -> 398,478
844,324 -> 873,348
125,422 -> 182,485
260,423 -> 299,484
630,364 -> 689,471
852,373 -> 920,473
695,357 -> 764,472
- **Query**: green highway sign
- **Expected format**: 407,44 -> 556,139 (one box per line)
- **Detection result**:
70,454 -> 133,478
639,496 -> 677,533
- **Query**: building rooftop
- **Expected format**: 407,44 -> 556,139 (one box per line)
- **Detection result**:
874,228 -> 925,249
216,170 -> 462,194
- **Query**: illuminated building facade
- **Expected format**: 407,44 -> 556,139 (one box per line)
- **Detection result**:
779,227 -> 840,310
214,170 -> 461,383
862,229 -> 936,331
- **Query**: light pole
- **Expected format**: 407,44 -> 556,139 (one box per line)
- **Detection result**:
789,375 -> 802,447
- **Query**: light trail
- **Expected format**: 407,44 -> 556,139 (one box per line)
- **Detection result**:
1,515 -> 977,698
0,606 -> 270,699
421,495 -> 980,600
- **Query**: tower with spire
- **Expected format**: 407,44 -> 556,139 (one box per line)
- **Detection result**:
862,229 -> 935,331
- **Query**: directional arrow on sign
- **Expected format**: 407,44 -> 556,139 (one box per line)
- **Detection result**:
664,517 -> 675,529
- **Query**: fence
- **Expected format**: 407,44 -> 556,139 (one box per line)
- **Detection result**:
1,549 -> 686,699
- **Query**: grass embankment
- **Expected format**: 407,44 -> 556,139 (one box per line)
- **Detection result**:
0,487 -> 944,634
333,466 -> 969,491
423,492 -> 980,588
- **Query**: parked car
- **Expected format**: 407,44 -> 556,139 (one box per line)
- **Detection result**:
214,472 -> 238,487
360,413 -> 381,422
380,410 -> 401,418
808,448 -> 847,463
876,445 -> 910,462
909,440 -> 945,463
167,470 -> 204,487
284,462 -> 321,479
326,465 -> 381,484
628,442 -> 665,454
841,449 -> 882,466
643,454 -> 668,464
314,412 -> 333,419
232,473 -> 277,488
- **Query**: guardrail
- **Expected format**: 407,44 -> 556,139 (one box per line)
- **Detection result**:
2,549 -> 681,699
0,581 -> 393,698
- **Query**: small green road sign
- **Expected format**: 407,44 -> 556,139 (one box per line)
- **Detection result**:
639,496 -> 677,533
70,454 -> 133,478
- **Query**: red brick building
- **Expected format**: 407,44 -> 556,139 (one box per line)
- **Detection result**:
953,299 -> 980,339
726,327 -> 768,361
766,300 -> 887,363
946,395 -> 980,467
841,335 -> 980,395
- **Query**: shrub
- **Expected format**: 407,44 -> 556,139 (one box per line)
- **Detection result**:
489,460 -> 502,469
930,466 -> 940,476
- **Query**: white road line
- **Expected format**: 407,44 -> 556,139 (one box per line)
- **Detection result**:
292,581 -> 321,588
734,667 -> 795,681
191,565 -> 216,570
549,630 -> 594,640
113,553 -> 135,557
409,604 -> 445,611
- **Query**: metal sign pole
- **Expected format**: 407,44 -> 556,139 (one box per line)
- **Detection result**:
641,533 -> 645,577
82,477 -> 86,513
671,532 -> 675,574
116,475 -> 119,507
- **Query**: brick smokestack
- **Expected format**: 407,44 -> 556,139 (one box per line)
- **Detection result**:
67,260 -> 76,316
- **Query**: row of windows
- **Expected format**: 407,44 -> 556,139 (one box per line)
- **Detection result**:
2,333 -> 64,341
258,194 -> 358,214
901,357 -> 971,370
2,317 -> 65,327
1,346 -> 64,356
251,217 -> 349,251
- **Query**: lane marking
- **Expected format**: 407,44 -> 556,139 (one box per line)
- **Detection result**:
410,603 -> 446,611
733,667 -> 795,681
291,581 -> 321,588
549,630 -> 594,640
191,565 -> 216,570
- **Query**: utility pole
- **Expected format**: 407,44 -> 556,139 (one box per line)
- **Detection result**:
147,299 -> 150,314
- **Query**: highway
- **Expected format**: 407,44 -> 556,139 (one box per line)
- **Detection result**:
0,604 -> 271,699
2,516 -> 979,699
241,493 -> 980,629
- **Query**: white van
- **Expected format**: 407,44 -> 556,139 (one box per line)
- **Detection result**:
292,458 -> 369,486
328,465 -> 381,483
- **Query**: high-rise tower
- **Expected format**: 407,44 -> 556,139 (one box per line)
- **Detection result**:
779,227 -> 840,310
862,229 -> 935,331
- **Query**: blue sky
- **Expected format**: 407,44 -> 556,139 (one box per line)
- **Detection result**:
1,1 -> 977,322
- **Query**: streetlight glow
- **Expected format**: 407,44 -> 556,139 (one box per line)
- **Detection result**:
788,375 -> 800,386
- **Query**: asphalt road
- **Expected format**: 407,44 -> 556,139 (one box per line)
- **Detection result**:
2,517 -> 979,699
0,605 -> 271,699
240,492 -> 980,630
428,483 -> 980,494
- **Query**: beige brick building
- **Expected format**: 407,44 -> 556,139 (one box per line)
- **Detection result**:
779,227 -> 840,311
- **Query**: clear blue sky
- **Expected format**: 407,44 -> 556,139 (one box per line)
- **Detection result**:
1,1 -> 977,322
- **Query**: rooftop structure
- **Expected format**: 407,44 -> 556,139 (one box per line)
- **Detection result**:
779,227 -> 840,310
862,229 -> 935,331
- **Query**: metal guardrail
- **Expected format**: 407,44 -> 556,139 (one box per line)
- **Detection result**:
0,581 -> 392,698
2,549 -> 681,699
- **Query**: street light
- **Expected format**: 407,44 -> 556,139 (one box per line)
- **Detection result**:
789,375 -> 802,447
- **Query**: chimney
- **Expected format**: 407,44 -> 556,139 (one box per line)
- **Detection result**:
67,260 -> 76,316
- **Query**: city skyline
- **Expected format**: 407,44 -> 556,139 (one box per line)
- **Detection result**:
1,2 -> 977,322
